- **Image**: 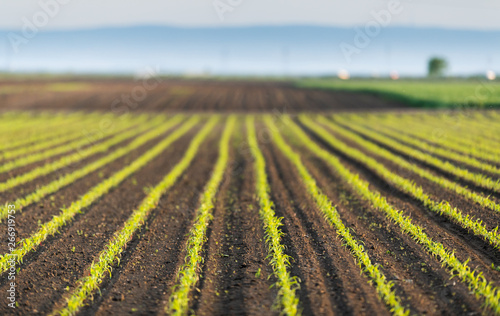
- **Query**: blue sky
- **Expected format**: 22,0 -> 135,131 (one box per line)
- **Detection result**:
1,1 -> 499,76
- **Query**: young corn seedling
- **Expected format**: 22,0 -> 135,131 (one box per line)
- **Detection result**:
168,115 -> 236,315
246,115 -> 301,316
299,115 -> 500,249
265,115 -> 409,316
287,116 -> 500,314
0,115 -> 184,223
0,116 -> 201,274
52,116 -> 219,316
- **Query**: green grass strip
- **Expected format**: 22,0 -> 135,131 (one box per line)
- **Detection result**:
288,117 -> 500,314
319,117 -> 500,215
334,118 -> 500,193
304,116 -> 500,249
265,116 -> 409,316
52,116 -> 217,316
168,115 -> 236,315
0,116 -> 201,275
246,116 -> 301,316
0,115 -> 184,223
0,115 -> 146,174
0,117 -> 153,193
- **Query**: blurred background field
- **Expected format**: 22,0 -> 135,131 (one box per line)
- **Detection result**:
297,79 -> 500,108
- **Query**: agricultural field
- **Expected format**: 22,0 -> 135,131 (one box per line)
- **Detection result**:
297,79 -> 500,108
1,99 -> 500,315
0,79 -> 405,112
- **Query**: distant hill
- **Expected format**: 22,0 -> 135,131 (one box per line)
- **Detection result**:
0,25 -> 499,76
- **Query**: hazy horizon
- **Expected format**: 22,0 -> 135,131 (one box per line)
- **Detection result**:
1,1 -> 499,77
1,25 -> 499,77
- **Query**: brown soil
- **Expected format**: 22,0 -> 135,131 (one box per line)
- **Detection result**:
333,121 -> 500,199
259,134 -> 389,316
298,152 -> 483,315
84,126 -> 222,315
0,80 -> 498,315
193,127 -> 278,316
293,119 -> 500,303
321,119 -> 500,234
0,124 -> 183,255
0,124 -> 201,314
0,79 -> 407,113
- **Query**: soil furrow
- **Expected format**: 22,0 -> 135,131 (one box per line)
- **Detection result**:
301,152 -> 482,315
324,124 -> 500,232
193,127 -> 277,315
260,128 -> 391,316
0,126 -> 183,255
88,127 -> 221,315
0,126 -> 200,315
294,122 -> 500,297
292,123 -> 499,303
336,122 -> 500,199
